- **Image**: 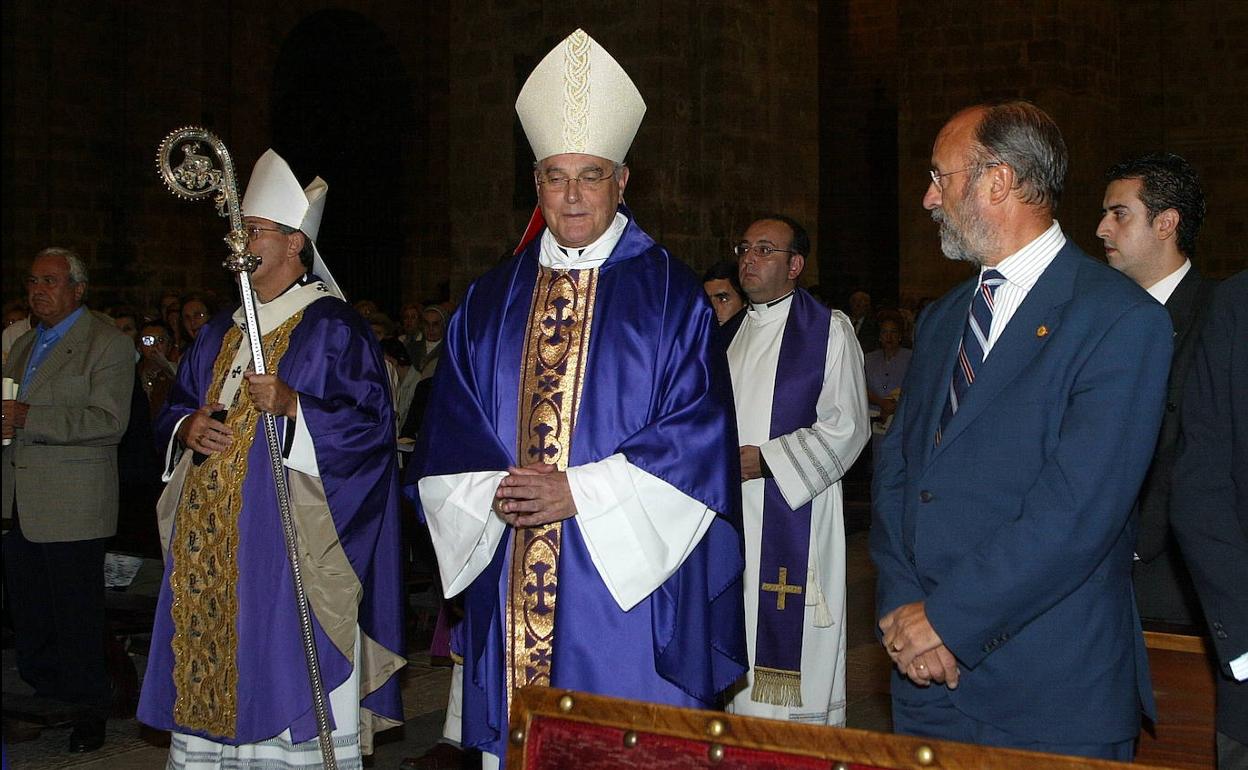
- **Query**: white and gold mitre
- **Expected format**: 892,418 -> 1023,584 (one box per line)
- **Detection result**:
515,29 -> 646,163
241,149 -> 343,299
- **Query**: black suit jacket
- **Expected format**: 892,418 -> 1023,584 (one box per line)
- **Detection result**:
1133,266 -> 1217,625
1171,270 -> 1248,742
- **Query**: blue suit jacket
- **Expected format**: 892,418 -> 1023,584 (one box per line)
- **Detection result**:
870,239 -> 1172,743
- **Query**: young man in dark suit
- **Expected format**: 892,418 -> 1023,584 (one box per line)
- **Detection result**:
1098,152 -> 1217,627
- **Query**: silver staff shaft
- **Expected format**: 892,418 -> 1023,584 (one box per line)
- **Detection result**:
156,127 -> 337,769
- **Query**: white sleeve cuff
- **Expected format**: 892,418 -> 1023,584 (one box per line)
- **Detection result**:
568,454 -> 715,611
1231,650 -> 1248,682
161,414 -> 190,482
283,397 -> 321,477
759,437 -> 813,510
419,470 -> 509,596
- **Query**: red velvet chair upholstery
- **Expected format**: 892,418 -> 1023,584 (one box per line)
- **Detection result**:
507,687 -> 1169,770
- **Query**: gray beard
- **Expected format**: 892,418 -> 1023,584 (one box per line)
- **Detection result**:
932,207 -> 994,266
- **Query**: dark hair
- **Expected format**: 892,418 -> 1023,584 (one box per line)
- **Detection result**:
701,260 -> 745,303
379,336 -> 412,367
754,214 -> 811,258
141,319 -> 175,339
1105,152 -> 1205,257
179,293 -> 215,316
877,309 -> 904,327
969,101 -> 1067,211
277,224 -> 316,270
108,305 -> 140,325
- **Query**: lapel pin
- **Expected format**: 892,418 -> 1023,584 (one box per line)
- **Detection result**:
1036,325 -> 1049,338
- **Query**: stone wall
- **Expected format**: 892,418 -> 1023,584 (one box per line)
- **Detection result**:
894,0 -> 1248,303
1,0 -> 450,312
2,0 -> 818,312
2,0 -> 1243,318
442,0 -> 820,295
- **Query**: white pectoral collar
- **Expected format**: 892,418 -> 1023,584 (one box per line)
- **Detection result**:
747,291 -> 794,324
231,275 -> 329,333
539,212 -> 628,269
220,276 -> 327,408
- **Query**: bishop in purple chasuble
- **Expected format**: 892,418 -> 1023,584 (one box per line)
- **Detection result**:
137,290 -> 406,748
408,214 -> 748,760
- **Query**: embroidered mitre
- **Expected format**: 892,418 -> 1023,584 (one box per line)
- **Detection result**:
515,29 -> 646,163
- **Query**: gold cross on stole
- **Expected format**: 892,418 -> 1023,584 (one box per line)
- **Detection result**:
762,566 -> 803,610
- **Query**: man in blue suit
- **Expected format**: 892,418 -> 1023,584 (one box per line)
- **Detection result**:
870,101 -> 1173,760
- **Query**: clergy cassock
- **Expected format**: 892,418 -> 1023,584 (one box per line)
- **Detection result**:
725,289 -> 869,725
137,280 -> 406,765
410,210 -> 748,761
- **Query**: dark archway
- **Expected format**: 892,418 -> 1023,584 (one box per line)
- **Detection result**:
272,10 -> 416,313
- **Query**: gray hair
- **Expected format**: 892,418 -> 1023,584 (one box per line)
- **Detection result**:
35,247 -> 89,284
969,101 -> 1067,211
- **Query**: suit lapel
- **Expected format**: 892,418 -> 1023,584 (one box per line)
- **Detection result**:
4,332 -> 35,383
1164,268 -> 1200,337
930,244 -> 1079,458
21,311 -> 94,398
917,280 -> 975,467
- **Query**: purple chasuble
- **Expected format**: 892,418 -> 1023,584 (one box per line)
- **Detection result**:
741,289 -> 829,704
408,210 -> 748,760
138,292 -> 405,744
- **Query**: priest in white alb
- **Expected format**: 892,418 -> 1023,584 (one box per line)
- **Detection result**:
725,214 -> 870,725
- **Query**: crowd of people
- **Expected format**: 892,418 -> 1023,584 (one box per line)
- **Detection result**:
2,26 -> 1245,770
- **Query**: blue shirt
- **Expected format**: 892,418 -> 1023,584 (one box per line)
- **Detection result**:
21,305 -> 86,391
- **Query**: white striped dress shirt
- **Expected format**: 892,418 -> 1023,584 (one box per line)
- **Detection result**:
979,220 -> 1066,357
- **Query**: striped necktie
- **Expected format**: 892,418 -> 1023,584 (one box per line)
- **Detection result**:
937,269 -> 1005,444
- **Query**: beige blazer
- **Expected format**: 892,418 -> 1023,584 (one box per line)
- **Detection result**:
2,309 -> 134,542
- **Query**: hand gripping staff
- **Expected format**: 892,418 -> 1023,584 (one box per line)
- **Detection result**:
156,127 -> 338,770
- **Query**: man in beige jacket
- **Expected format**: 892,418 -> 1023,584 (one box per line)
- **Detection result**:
2,247 -> 133,753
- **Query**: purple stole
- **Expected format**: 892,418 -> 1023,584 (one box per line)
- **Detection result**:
748,289 -> 829,706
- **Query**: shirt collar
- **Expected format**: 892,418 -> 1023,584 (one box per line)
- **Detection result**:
1145,259 -> 1191,304
750,289 -> 795,311
36,305 -> 86,340
984,220 -> 1066,291
539,212 -> 629,270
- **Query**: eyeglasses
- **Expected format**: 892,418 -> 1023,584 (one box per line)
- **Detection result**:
536,168 -> 615,192
928,161 -> 1001,191
140,334 -> 167,346
734,243 -> 796,260
245,225 -> 286,241
184,311 -> 208,319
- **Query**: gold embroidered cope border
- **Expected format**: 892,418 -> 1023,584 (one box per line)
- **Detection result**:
506,267 -> 598,714
168,311 -> 305,738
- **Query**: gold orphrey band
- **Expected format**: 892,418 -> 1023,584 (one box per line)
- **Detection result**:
169,311 -> 305,737
506,267 -> 599,713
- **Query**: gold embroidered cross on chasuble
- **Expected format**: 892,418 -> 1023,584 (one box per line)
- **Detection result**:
507,267 -> 598,713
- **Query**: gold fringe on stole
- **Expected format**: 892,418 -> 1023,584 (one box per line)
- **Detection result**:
505,266 -> 598,718
168,311 -> 305,738
751,666 -> 804,708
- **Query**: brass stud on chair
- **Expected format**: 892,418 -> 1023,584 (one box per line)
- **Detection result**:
833,763 -> 849,770
706,718 -> 727,738
708,743 -> 725,764
557,694 -> 575,713
915,744 -> 936,766
509,727 -> 525,745
622,730 -> 638,748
